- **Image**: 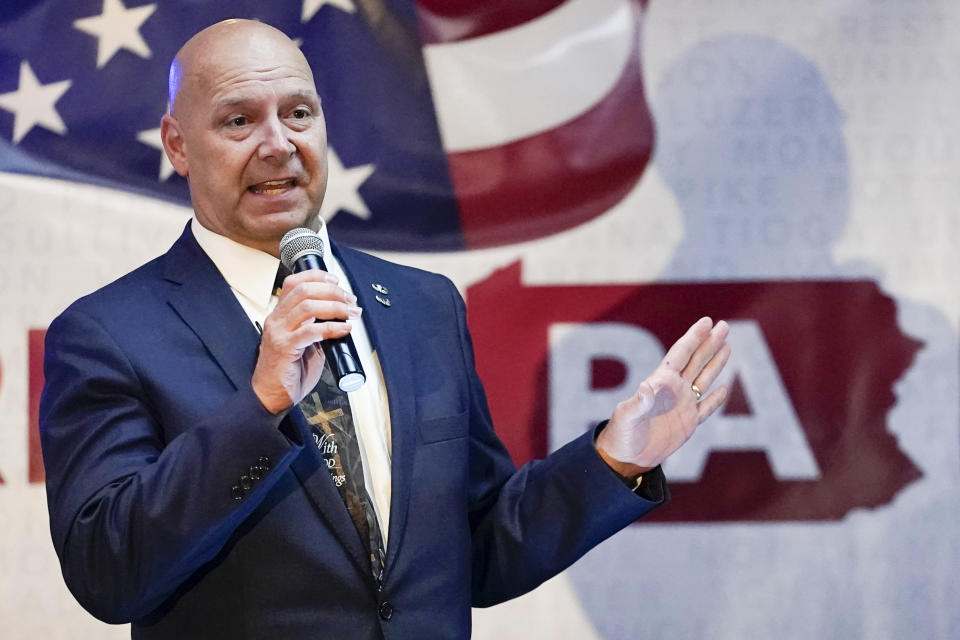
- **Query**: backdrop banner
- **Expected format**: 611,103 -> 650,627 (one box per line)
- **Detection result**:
1,1 -> 957,638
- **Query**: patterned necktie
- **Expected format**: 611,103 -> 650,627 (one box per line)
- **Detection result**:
276,264 -> 386,586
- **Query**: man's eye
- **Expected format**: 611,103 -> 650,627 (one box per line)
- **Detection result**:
291,109 -> 309,119
230,116 -> 247,127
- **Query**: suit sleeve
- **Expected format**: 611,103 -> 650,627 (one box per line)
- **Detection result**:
40,307 -> 305,624
440,278 -> 669,607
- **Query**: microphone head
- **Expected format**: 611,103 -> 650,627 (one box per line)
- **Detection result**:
279,227 -> 324,271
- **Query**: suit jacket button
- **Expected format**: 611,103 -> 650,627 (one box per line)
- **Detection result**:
239,474 -> 252,490
231,485 -> 244,501
249,465 -> 262,481
258,456 -> 271,470
378,601 -> 393,621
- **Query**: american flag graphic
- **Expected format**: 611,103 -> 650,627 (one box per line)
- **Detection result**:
0,0 -> 652,251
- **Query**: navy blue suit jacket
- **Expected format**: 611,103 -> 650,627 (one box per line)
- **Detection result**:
40,224 -> 664,639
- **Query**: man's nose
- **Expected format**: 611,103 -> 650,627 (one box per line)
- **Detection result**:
257,116 -> 296,162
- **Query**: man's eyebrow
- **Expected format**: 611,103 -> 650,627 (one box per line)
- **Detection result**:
214,90 -> 320,112
287,89 -> 321,105
214,97 -> 250,111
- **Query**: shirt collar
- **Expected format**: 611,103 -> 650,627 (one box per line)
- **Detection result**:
190,217 -> 333,309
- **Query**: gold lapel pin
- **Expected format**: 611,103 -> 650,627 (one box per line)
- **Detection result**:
375,295 -> 391,307
372,283 -> 389,295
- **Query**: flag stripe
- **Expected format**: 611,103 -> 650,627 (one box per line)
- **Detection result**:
415,0 -> 564,45
449,7 -> 652,249
423,0 -> 632,152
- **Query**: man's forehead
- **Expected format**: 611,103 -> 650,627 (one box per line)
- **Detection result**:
177,60 -> 317,114
171,19 -> 314,110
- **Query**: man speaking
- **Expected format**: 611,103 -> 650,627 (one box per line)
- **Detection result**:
39,19 -> 730,639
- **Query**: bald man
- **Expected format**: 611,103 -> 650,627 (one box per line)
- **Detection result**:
40,19 -> 730,640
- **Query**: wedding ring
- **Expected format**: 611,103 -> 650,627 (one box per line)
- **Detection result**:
691,384 -> 703,401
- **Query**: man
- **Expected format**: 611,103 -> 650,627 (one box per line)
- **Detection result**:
40,19 -> 730,639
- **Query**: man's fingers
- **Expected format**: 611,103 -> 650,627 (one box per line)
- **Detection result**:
680,320 -> 729,383
661,317 -> 714,373
275,279 -> 356,316
266,277 -> 361,335
281,299 -> 361,330
260,319 -> 353,358
290,320 -> 353,349
696,386 -> 728,424
690,342 -> 731,393
278,269 -> 339,292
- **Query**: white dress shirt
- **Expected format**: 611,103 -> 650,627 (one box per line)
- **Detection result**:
191,218 -> 393,543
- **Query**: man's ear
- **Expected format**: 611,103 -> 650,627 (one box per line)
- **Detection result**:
161,114 -> 190,177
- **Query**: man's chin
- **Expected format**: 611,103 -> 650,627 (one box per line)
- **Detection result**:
256,209 -> 319,234
244,211 -> 320,252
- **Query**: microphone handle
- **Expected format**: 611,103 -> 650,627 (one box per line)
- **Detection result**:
293,253 -> 366,392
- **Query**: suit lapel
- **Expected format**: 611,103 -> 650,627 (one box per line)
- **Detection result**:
162,225 -> 371,578
163,225 -> 261,389
334,243 -> 417,577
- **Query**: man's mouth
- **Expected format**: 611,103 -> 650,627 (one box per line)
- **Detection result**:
248,179 -> 297,195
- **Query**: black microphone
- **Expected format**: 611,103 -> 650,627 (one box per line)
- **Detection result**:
279,227 -> 365,392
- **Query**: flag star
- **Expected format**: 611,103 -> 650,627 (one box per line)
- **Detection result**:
74,0 -> 157,69
321,147 -> 375,222
136,126 -> 175,181
0,61 -> 72,143
302,0 -> 356,23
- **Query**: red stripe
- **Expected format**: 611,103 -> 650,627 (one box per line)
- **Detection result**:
446,8 -> 653,250
29,328 -> 46,484
416,0 -> 566,45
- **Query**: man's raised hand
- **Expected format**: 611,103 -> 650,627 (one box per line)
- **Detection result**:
596,317 -> 731,477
